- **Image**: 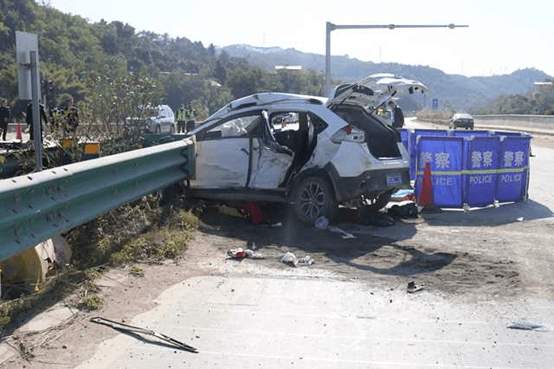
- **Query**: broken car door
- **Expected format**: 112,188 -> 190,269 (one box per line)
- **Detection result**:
191,113 -> 260,189
248,111 -> 294,189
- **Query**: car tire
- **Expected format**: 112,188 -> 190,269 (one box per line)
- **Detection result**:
155,125 -> 161,134
293,176 -> 336,224
170,125 -> 175,134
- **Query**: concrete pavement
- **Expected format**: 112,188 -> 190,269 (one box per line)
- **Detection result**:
75,275 -> 554,368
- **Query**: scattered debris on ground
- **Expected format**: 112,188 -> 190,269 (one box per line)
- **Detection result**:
91,317 -> 198,353
315,216 -> 330,229
407,281 -> 424,293
388,203 -> 419,219
508,321 -> 553,332
227,248 -> 264,260
329,226 -> 356,239
280,252 -> 314,267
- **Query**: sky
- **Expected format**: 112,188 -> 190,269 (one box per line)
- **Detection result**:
45,0 -> 554,78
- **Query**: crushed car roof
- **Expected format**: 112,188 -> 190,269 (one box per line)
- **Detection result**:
208,93 -> 325,118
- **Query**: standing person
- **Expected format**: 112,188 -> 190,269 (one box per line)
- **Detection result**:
185,105 -> 196,133
177,105 -> 186,133
379,106 -> 393,126
389,101 -> 405,129
26,102 -> 49,142
64,98 -> 79,134
0,99 -> 10,141
49,107 -> 62,131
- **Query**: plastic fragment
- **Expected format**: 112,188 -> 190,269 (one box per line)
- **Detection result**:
508,321 -> 553,332
315,216 -> 329,229
228,247 -> 263,260
280,252 -> 314,267
329,226 -> 356,239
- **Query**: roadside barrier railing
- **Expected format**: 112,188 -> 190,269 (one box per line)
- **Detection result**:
0,138 -> 194,262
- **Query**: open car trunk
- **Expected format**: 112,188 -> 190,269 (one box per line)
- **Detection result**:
332,105 -> 402,159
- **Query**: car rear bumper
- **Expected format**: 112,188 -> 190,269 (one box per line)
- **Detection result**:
325,163 -> 411,202
451,120 -> 474,129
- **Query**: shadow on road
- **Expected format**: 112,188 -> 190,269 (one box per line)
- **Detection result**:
419,199 -> 553,227
198,204 -> 457,277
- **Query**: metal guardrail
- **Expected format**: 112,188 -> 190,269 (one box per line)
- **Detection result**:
416,114 -> 554,136
473,114 -> 554,125
473,115 -> 554,134
0,138 -> 194,262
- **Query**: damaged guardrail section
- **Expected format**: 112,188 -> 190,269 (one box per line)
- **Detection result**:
0,138 -> 194,262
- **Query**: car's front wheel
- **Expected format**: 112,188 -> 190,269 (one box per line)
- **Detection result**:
293,176 -> 336,224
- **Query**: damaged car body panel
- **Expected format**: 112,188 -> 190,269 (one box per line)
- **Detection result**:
186,74 -> 428,223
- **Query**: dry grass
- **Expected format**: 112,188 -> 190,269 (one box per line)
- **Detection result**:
0,194 -> 200,334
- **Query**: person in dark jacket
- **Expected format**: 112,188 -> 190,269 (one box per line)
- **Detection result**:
389,101 -> 404,129
0,99 -> 10,141
26,103 -> 49,142
63,98 -> 79,134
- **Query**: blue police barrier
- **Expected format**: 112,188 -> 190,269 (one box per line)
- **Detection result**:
463,136 -> 501,207
410,129 -> 531,209
495,136 -> 531,203
489,131 -> 526,138
407,129 -> 448,180
415,136 -> 464,208
449,130 -> 490,138
401,128 -> 409,151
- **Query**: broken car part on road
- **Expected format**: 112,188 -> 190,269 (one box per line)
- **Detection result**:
90,317 -> 198,353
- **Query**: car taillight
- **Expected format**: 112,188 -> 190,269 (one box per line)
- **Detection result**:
330,125 -> 365,144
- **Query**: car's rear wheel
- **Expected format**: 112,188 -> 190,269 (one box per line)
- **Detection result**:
293,176 -> 336,224
170,125 -> 175,134
155,124 -> 161,133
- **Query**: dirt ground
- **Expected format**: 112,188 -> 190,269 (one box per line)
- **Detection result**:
2,134 -> 554,368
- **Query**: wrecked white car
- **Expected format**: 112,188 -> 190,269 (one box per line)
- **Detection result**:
185,74 -> 428,223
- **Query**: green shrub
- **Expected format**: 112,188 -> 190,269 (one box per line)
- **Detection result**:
79,295 -> 103,311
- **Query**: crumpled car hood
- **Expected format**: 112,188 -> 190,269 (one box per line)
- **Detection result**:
327,73 -> 429,110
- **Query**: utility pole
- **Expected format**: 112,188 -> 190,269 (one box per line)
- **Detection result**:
16,31 -> 43,171
325,23 -> 468,96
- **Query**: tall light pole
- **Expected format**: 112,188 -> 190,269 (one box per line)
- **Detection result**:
325,23 -> 468,96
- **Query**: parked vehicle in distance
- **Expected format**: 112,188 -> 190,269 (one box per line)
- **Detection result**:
146,105 -> 176,133
185,74 -> 428,224
125,105 -> 176,134
449,113 -> 474,130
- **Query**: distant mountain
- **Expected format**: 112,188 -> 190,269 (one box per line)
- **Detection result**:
221,45 -> 552,111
